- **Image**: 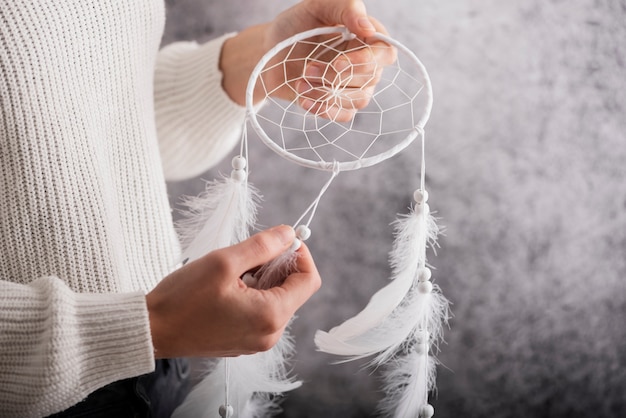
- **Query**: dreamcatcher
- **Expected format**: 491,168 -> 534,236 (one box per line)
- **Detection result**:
172,26 -> 450,418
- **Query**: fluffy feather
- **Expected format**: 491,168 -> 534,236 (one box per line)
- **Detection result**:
378,350 -> 436,418
174,171 -> 301,418
315,204 -> 442,359
172,332 -> 301,418
176,175 -> 259,263
314,283 -> 449,365
254,247 -> 299,290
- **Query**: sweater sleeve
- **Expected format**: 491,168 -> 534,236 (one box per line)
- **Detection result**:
0,277 -> 155,417
154,33 -> 247,181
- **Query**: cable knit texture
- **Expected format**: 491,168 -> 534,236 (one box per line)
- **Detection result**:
0,1 -> 245,416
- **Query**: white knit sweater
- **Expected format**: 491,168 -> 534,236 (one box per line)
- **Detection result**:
0,1 -> 246,416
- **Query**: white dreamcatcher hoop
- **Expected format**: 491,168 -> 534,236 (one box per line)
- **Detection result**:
173,26 -> 449,418
246,26 -> 432,172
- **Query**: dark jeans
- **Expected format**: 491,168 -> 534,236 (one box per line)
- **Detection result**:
47,359 -> 190,418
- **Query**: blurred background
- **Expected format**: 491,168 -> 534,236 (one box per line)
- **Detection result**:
162,1 -> 626,417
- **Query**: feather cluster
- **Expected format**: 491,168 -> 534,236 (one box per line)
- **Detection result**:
315,200 -> 450,417
176,175 -> 259,263
253,246 -> 300,289
172,332 -> 301,418
173,171 -> 300,418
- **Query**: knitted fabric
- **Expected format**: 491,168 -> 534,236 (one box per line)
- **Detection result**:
0,1 -> 245,416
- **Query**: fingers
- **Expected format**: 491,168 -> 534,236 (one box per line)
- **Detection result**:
305,0 -> 375,39
212,225 -> 296,276
294,39 -> 396,122
264,243 -> 322,317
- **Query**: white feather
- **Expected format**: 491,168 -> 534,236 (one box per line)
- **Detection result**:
177,175 -> 259,263
378,351 -> 436,418
315,204 -> 442,358
254,247 -> 299,290
174,172 -> 302,418
172,332 -> 301,418
314,284 -> 449,365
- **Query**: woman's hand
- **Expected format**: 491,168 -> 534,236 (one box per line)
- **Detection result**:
220,0 -> 396,121
146,225 -> 321,358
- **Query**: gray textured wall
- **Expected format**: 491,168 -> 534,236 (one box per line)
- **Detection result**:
163,1 -> 626,417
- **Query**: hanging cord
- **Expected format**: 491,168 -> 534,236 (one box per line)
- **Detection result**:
417,126 -> 435,418
418,127 -> 426,194
217,359 -> 232,418
292,162 -> 341,229
239,122 -> 250,164
224,359 -> 230,406
219,124 -> 250,418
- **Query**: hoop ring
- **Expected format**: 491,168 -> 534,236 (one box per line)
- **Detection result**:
245,26 -> 432,172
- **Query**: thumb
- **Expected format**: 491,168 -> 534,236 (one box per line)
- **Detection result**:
341,3 -> 377,38
217,225 -> 296,275
307,0 -> 376,38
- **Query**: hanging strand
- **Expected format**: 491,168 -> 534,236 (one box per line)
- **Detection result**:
218,359 -> 233,418
418,127 -> 426,195
293,162 -> 341,229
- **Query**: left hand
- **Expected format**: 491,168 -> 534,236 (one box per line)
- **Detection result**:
220,0 -> 396,121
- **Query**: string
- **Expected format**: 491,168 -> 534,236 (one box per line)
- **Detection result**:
224,359 -> 231,412
419,127 -> 426,194
418,126 -> 432,415
292,162 -> 340,229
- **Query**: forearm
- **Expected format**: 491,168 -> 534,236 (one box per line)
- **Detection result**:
154,35 -> 246,181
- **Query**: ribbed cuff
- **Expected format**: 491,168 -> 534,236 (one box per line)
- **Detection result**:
155,34 -> 247,181
0,277 -> 155,417
68,286 -> 156,395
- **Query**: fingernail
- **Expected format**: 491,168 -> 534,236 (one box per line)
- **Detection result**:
271,225 -> 295,246
358,17 -> 375,32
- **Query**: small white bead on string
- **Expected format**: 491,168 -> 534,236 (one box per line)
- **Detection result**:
290,224 -> 311,252
231,156 -> 247,182
218,404 -> 234,418
420,403 -> 435,418
413,189 -> 429,205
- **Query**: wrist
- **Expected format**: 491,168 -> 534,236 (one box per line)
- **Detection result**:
145,292 -> 170,359
220,23 -> 271,106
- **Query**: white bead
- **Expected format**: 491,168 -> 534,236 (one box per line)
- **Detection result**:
219,404 -> 234,418
231,169 -> 247,182
413,189 -> 429,204
418,281 -> 433,294
289,238 -> 302,252
242,272 -> 258,288
232,156 -> 247,170
417,267 -> 432,282
295,225 -> 311,241
421,404 -> 435,418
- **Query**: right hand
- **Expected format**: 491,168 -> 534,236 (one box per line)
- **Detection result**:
146,225 -> 321,358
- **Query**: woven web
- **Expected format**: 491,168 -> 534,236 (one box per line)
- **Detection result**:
251,31 -> 429,169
